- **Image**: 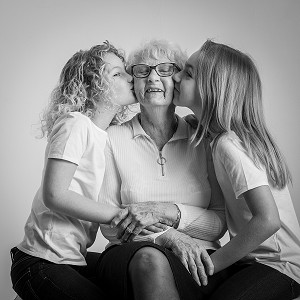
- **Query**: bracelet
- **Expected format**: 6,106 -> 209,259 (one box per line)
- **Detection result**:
172,204 -> 181,229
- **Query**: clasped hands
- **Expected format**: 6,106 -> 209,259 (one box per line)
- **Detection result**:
110,202 -> 172,242
110,202 -> 214,286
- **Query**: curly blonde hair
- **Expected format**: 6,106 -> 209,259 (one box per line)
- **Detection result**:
40,41 -> 127,137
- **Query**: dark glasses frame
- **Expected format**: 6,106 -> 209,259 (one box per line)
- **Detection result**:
131,62 -> 181,78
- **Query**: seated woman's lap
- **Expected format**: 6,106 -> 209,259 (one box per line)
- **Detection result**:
97,241 -> 228,300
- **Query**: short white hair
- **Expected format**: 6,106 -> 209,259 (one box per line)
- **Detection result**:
127,39 -> 187,70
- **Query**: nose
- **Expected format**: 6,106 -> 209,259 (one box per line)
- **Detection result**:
173,70 -> 182,83
127,73 -> 133,82
147,68 -> 160,82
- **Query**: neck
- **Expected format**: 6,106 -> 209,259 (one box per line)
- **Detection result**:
191,107 -> 220,140
140,105 -> 177,150
91,105 -> 121,131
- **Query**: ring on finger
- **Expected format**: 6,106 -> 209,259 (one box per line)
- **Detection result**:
126,227 -> 133,234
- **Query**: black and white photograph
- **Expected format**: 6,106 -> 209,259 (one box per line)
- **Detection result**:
1,0 -> 300,299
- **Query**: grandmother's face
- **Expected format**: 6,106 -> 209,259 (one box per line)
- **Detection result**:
133,57 -> 175,108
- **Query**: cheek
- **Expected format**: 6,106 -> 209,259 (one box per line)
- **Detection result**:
194,84 -> 201,102
134,80 -> 143,93
134,80 -> 146,102
134,86 -> 144,102
180,83 -> 194,105
114,79 -> 130,95
114,83 -> 126,98
180,82 -> 190,97
187,82 -> 197,98
163,79 -> 174,97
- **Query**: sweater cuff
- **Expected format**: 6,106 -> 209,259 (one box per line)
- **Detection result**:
174,203 -> 187,231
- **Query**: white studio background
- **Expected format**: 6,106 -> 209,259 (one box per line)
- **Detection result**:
1,0 -> 299,298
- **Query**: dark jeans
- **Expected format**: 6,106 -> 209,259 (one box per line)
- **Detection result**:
209,261 -> 300,300
10,247 -> 108,300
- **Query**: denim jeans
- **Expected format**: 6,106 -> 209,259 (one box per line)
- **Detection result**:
10,247 -> 108,300
209,261 -> 300,300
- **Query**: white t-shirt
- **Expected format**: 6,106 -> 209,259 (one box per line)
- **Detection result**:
212,131 -> 300,284
99,114 -> 226,249
18,112 -> 107,265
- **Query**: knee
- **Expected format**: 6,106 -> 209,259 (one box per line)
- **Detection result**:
129,247 -> 169,277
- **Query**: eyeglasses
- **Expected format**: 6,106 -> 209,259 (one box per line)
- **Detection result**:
131,62 -> 181,78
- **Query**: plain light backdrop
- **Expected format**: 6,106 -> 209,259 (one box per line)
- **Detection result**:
1,0 -> 299,298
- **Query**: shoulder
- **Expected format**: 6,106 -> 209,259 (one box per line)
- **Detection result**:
47,113 -> 94,161
213,131 -> 246,162
55,112 -> 90,129
49,112 -> 91,140
213,132 -> 264,175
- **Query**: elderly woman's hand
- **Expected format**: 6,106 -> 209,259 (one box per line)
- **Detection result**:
111,202 -> 178,242
156,228 -> 214,286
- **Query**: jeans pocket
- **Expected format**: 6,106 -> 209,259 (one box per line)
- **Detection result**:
11,248 -> 34,273
13,263 -> 47,300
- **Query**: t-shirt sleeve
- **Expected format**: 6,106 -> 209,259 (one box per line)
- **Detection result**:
215,136 -> 269,198
47,114 -> 89,165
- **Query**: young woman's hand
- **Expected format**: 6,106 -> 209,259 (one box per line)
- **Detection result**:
156,228 -> 214,286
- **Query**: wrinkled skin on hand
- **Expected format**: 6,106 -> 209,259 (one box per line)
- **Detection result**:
111,202 -> 176,242
157,228 -> 214,286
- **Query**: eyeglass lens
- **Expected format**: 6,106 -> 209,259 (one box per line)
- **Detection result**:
133,63 -> 176,78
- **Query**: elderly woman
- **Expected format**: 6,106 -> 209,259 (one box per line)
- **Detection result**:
97,40 -> 227,300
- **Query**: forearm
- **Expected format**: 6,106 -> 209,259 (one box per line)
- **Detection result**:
44,190 -> 121,224
144,202 -> 226,241
211,215 -> 280,273
176,204 -> 227,241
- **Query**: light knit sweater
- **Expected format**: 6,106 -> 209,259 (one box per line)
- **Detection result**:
99,114 -> 226,249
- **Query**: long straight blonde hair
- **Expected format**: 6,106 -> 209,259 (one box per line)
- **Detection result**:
194,40 -> 291,189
